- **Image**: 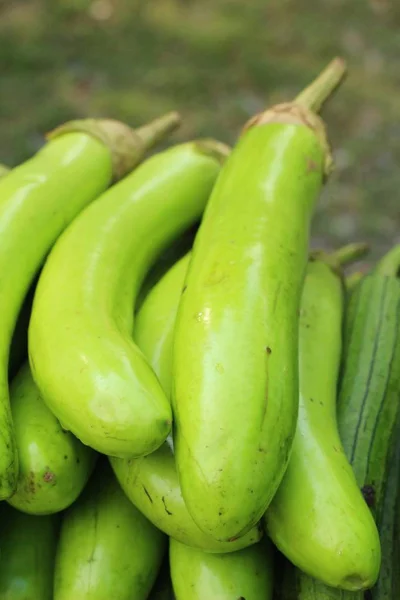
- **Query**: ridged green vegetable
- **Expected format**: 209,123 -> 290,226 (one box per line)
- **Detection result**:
54,461 -> 166,600
171,59 -> 345,541
29,140 -> 226,459
170,537 -> 273,599
0,502 -> 58,599
371,418 -> 400,599
7,363 -> 97,515
265,253 -> 380,591
0,111 -> 179,499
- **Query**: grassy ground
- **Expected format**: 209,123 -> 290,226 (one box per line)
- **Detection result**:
1,0 -> 399,264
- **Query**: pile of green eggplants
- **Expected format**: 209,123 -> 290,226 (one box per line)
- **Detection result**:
0,56 -> 398,599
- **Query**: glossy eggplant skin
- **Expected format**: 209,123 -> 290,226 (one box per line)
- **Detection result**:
29,141 -> 223,459
54,462 -> 166,600
110,441 -> 262,554
170,537 -> 273,600
0,131 -> 111,498
135,252 -> 191,399
0,502 -> 58,600
8,362 -> 96,515
265,258 -> 380,591
172,109 -> 330,541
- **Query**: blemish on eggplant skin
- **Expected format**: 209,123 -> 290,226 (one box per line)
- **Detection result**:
306,156 -> 319,173
266,347 -> 272,355
182,285 -> 187,294
142,485 -> 153,504
43,471 -> 55,483
162,495 -> 172,515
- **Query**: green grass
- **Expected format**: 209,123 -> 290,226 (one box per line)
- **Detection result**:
1,0 -> 399,263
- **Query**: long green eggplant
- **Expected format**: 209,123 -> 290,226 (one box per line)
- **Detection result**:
136,226 -> 197,312
265,253 -> 380,591
54,461 -> 166,600
110,441 -> 262,553
285,246 -> 400,598
135,252 -> 192,398
7,363 -> 96,514
111,250 -> 261,553
0,111 -> 179,499
29,140 -> 226,459
0,502 -> 58,599
172,59 -> 346,540
170,537 -> 273,600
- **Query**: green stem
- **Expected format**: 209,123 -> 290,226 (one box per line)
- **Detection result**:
374,245 -> 400,277
329,242 -> 370,267
295,57 -> 347,113
135,111 -> 181,152
194,138 -> 231,164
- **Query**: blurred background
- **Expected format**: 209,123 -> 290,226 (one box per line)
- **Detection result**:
1,0 -> 399,263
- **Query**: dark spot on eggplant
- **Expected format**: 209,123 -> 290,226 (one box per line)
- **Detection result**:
266,347 -> 272,354
43,471 -> 55,483
76,458 -> 80,464
306,157 -> 319,173
162,495 -> 172,515
64,455 -> 68,460
182,285 -> 187,294
143,485 -> 153,503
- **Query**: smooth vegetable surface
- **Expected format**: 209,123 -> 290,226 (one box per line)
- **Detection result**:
29,140 -> 225,459
289,247 -> 400,599
171,74 -> 335,540
170,537 -> 273,600
54,461 -> 166,600
265,256 -> 380,591
110,441 -> 262,553
135,252 -> 191,399
0,112 -> 178,499
8,362 -> 97,515
0,502 -> 58,600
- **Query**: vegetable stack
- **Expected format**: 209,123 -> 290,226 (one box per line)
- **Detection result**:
0,56 -> 398,600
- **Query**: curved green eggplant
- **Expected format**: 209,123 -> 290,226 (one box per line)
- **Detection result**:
135,252 -> 191,398
171,62 -> 343,540
0,111 -> 178,499
110,442 -> 262,553
29,140 -> 225,459
112,250 -> 261,553
0,502 -> 58,599
265,256 -> 381,591
7,362 -> 96,514
136,225 -> 197,312
170,537 -> 273,599
54,461 -> 166,600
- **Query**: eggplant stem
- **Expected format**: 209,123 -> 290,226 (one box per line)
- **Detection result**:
295,57 -> 347,113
